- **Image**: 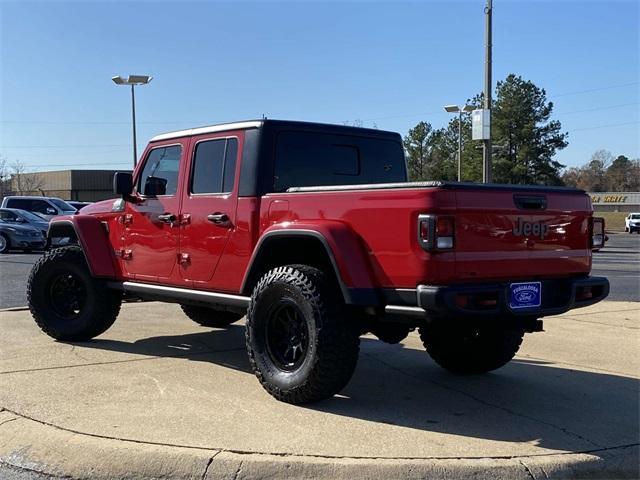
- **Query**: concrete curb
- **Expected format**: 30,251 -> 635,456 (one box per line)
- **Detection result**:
1,410 -> 637,480
0,306 -> 29,312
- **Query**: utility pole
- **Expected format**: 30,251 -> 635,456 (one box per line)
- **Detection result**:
457,110 -> 462,182
482,0 -> 493,183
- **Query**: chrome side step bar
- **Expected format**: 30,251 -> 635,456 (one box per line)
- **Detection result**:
110,281 -> 427,319
384,305 -> 426,317
111,281 -> 250,309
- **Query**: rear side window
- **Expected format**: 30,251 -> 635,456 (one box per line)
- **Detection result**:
274,131 -> 405,192
6,199 -> 30,210
138,145 -> 182,196
190,138 -> 238,194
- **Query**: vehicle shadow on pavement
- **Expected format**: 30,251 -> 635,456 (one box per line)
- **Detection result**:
308,338 -> 640,453
75,331 -> 639,453
80,325 -> 254,374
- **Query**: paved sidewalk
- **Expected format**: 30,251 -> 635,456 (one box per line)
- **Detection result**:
0,301 -> 638,479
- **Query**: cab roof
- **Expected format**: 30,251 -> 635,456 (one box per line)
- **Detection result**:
149,119 -> 400,142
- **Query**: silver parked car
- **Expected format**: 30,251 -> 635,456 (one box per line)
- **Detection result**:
0,218 -> 46,253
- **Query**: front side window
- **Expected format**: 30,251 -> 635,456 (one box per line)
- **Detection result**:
30,200 -> 53,215
138,145 -> 182,196
190,138 -> 238,194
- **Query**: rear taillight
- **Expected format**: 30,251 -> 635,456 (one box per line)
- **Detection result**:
591,217 -> 605,249
418,214 -> 455,251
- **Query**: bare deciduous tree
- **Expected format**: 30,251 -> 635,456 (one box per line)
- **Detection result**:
10,159 -> 45,195
0,156 -> 10,199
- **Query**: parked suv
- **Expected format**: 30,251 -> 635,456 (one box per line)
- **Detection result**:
625,213 -> 640,233
1,196 -> 77,220
27,119 -> 609,404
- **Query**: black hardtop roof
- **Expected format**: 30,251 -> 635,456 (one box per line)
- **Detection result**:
150,119 -> 401,142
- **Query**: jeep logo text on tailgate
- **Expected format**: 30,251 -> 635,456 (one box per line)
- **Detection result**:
512,218 -> 549,239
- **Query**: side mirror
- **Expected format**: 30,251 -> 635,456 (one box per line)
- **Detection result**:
113,172 -> 133,196
143,176 -> 167,196
46,207 -> 57,215
15,217 -> 25,223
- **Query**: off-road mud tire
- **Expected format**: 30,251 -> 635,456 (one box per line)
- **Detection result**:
27,246 -> 122,341
180,305 -> 243,328
246,265 -> 360,404
419,321 -> 524,374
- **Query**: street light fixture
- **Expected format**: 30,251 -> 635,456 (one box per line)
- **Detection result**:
112,75 -> 153,167
444,104 -> 474,181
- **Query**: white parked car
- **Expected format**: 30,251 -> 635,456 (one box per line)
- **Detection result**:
625,213 -> 640,234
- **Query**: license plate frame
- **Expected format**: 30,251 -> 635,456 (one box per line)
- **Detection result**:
509,282 -> 542,309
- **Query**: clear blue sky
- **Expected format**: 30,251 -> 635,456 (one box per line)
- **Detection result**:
1,0 -> 638,172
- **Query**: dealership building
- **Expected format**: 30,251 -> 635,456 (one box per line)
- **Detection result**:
589,192 -> 640,213
7,170 -> 129,202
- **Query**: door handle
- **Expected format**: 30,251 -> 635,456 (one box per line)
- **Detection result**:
158,213 -> 176,225
207,213 -> 230,225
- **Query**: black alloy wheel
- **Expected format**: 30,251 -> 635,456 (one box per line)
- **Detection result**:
49,272 -> 87,320
265,301 -> 310,371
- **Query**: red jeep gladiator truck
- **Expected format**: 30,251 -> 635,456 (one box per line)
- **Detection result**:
27,119 -> 609,404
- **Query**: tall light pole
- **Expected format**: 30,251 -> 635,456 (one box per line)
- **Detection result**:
444,104 -> 474,181
112,75 -> 153,168
482,0 -> 493,183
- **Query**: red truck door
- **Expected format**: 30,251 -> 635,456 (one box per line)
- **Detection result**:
121,140 -> 187,282
178,131 -> 241,285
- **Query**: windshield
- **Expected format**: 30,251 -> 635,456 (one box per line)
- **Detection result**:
16,209 -> 47,222
50,198 -> 76,211
631,214 -> 640,219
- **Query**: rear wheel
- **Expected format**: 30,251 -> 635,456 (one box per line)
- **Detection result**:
180,305 -> 243,328
27,246 -> 122,341
419,321 -> 524,374
246,265 -> 360,404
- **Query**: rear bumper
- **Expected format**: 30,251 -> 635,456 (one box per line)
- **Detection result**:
384,276 -> 609,318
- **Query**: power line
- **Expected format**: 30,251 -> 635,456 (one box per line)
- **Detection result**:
27,161 -> 132,168
2,82 -> 636,127
550,82 -> 639,98
0,120 -> 213,125
556,102 -> 639,116
567,121 -> 639,133
0,144 -> 129,149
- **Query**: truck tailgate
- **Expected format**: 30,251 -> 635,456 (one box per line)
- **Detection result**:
454,188 -> 592,281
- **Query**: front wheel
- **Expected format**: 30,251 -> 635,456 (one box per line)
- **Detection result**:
245,265 -> 360,404
27,246 -> 122,341
419,321 -> 524,374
